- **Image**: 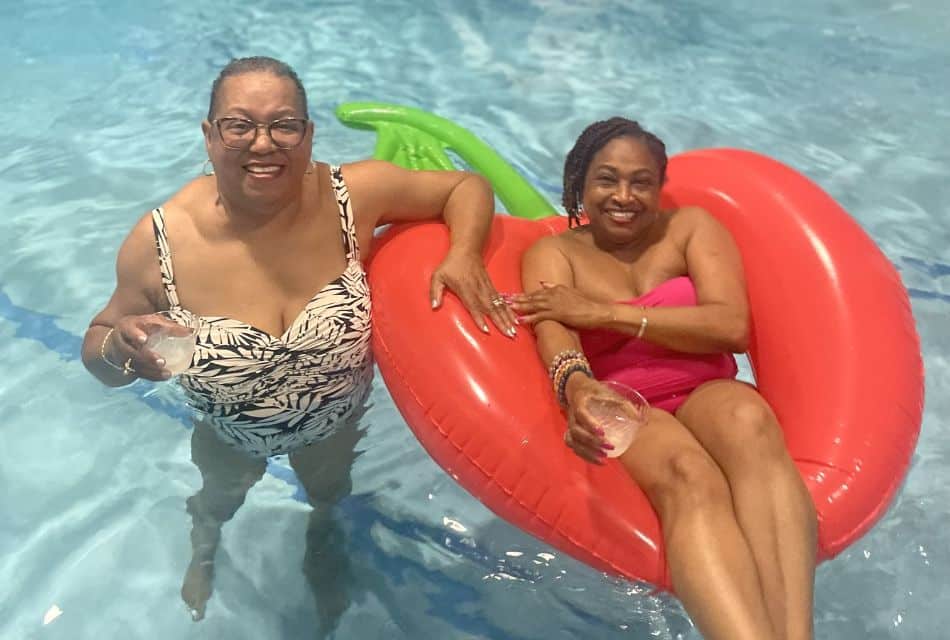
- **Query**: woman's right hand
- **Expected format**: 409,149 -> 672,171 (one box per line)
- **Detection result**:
562,375 -> 616,464
509,283 -> 611,330
104,313 -> 179,380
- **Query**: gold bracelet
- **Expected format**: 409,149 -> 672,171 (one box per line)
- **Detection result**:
636,306 -> 648,340
99,327 -> 128,373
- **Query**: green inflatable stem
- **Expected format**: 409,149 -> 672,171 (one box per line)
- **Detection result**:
335,102 -> 557,220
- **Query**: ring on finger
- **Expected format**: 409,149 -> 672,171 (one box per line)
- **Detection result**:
122,357 -> 136,376
490,295 -> 506,308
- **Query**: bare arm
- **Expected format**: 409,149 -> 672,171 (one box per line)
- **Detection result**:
520,237 -> 583,366
521,237 -> 613,464
81,214 -> 166,386
515,208 -> 749,354
601,208 -> 749,353
345,160 -> 516,335
345,159 -> 494,251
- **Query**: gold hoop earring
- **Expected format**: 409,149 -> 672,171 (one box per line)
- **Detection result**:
202,159 -> 215,176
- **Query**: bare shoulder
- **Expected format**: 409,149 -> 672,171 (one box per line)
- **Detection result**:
166,175 -> 215,212
341,158 -> 390,172
521,228 -> 578,288
336,160 -> 397,225
669,205 -> 717,226
339,159 -> 398,184
337,160 -> 400,201
341,159 -> 470,189
523,230 -> 575,263
106,210 -> 164,310
117,211 -> 160,273
668,205 -> 731,240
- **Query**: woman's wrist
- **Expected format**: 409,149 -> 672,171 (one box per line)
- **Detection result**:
601,303 -> 649,338
100,327 -> 126,371
444,244 -> 481,260
564,370 -> 596,407
597,303 -> 617,327
549,348 -> 594,407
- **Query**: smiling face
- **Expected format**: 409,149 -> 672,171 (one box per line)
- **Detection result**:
580,135 -> 662,244
201,71 -> 313,209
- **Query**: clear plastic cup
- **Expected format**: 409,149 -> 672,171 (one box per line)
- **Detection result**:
585,380 -> 649,458
144,310 -> 200,376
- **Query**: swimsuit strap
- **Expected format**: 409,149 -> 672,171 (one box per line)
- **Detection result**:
152,168 -> 355,311
329,165 -> 361,262
150,207 -> 182,309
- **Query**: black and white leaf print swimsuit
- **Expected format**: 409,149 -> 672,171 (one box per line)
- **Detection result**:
151,166 -> 373,457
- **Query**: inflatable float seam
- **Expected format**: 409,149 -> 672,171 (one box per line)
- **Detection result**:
823,466 -> 899,557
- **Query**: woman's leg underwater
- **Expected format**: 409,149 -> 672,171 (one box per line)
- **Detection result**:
181,421 -> 266,620
289,419 -> 364,634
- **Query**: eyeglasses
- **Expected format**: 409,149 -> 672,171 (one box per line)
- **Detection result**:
212,117 -> 309,150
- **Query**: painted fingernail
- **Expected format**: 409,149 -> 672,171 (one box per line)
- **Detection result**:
431,299 -> 439,309
507,327 -> 516,337
597,450 -> 607,458
137,335 -> 147,344
481,323 -> 489,333
156,358 -> 166,367
601,443 -> 615,450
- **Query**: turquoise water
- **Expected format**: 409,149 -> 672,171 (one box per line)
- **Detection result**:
2,1 -> 948,638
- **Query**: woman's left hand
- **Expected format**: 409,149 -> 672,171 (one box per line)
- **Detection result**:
430,250 -> 518,337
509,283 -> 611,329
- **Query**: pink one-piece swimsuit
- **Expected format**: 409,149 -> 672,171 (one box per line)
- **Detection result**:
577,276 -> 738,413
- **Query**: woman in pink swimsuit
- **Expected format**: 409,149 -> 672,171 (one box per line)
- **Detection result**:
511,118 -> 817,640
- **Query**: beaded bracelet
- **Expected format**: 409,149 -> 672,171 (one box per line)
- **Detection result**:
555,361 -> 593,407
551,354 -> 589,388
547,348 -> 586,379
551,350 -> 592,401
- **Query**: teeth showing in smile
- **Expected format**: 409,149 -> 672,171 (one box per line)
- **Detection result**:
245,165 -> 281,174
606,210 -> 637,222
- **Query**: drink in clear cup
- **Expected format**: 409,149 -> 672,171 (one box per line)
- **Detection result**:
144,310 -> 199,376
585,380 -> 649,458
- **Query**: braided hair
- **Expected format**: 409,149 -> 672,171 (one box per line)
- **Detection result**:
207,56 -> 308,120
562,117 -> 668,228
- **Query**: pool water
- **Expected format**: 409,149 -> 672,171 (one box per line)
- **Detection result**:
1,1 -> 947,638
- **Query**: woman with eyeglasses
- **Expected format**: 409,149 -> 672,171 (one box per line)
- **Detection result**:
80,56 -> 517,627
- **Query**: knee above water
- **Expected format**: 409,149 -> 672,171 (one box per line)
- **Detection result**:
727,401 -> 787,459
651,450 -> 732,511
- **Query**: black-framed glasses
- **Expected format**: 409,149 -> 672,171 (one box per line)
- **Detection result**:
212,117 -> 309,150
